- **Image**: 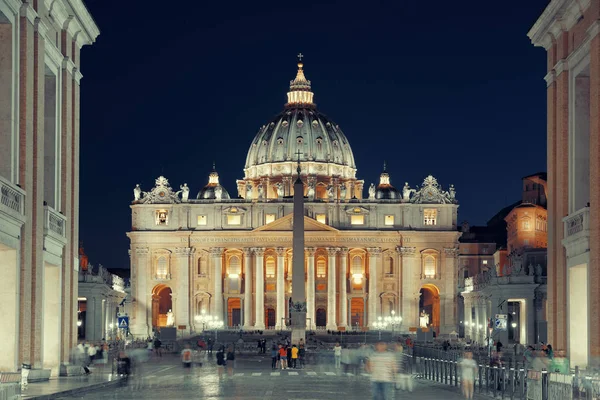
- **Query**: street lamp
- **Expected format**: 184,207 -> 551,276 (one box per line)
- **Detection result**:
77,320 -> 82,327
195,311 -> 224,344
383,310 -> 402,334
372,317 -> 388,340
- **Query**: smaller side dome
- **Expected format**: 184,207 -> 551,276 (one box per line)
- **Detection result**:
375,162 -> 401,200
197,164 -> 231,200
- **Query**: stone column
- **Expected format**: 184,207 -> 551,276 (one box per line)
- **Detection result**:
211,248 -> 224,322
339,248 -> 349,328
526,296 -> 536,346
463,295 -> 472,340
399,247 -> 417,330
132,248 -> 149,337
368,247 -> 382,327
442,248 -> 459,333
276,247 -> 286,329
306,247 -> 316,329
243,248 -> 253,329
175,247 -> 193,333
326,247 -> 338,330
254,248 -> 265,329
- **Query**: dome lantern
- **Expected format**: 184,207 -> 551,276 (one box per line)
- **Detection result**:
375,161 -> 401,200
286,53 -> 315,107
197,164 -> 231,200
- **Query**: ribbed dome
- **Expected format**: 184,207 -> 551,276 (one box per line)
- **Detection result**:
243,59 -> 357,181
375,163 -> 401,200
197,166 -> 231,200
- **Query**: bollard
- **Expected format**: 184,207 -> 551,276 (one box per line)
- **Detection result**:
502,367 -> 506,399
454,361 -> 458,387
494,366 -> 499,398
510,368 -> 515,400
479,365 -> 483,393
541,369 -> 548,400
444,360 -> 448,385
519,369 -> 525,400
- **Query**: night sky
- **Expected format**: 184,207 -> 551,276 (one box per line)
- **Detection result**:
79,0 -> 550,273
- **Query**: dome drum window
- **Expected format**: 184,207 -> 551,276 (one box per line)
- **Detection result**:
312,120 -> 319,128
277,138 -> 284,145
297,120 -> 304,128
316,137 -> 323,144
296,136 -> 304,144
282,121 -> 289,127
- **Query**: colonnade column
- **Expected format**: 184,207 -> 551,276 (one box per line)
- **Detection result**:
399,246 -> 417,330
175,247 -> 193,333
211,247 -> 224,322
276,247 -> 286,329
254,248 -> 265,329
243,248 -> 253,329
326,247 -> 338,330
368,247 -> 381,327
339,248 -> 348,328
463,295 -> 473,340
306,248 -> 315,330
132,247 -> 149,337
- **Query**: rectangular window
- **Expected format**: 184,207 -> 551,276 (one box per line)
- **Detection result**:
384,215 -> 394,226
316,213 -> 327,225
227,215 -> 241,225
317,259 -> 327,278
350,215 -> 365,225
265,213 -> 276,224
463,270 -> 469,279
482,260 -> 488,265
523,220 -> 530,230
265,259 -> 275,278
197,215 -> 207,226
156,210 -> 168,225
423,209 -> 437,226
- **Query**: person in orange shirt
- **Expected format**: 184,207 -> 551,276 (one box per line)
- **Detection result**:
279,345 -> 288,369
291,345 -> 299,369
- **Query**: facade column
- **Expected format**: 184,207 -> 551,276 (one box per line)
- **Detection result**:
254,248 -> 265,329
243,248 -> 253,329
442,248 -> 459,334
276,247 -> 286,329
175,247 -> 193,334
132,247 -> 149,337
339,248 -> 348,328
326,247 -> 338,330
526,296 -> 536,346
399,246 -> 418,330
463,295 -> 472,340
211,247 -> 224,322
306,247 -> 315,330
368,247 -> 381,327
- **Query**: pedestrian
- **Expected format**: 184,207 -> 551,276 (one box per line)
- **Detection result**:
181,344 -> 193,368
271,345 -> 278,369
216,346 -> 225,379
298,344 -> 306,369
207,337 -> 214,354
394,343 -> 413,392
291,345 -> 299,369
153,337 -> 162,358
459,351 -> 477,400
226,346 -> 235,376
147,338 -> 154,357
77,342 -> 91,374
334,342 -> 342,369
88,343 -> 97,365
496,340 -> 503,353
279,345 -> 287,369
262,338 -> 267,354
341,345 -> 350,374
286,345 -> 292,369
257,339 -> 262,354
366,341 -> 397,400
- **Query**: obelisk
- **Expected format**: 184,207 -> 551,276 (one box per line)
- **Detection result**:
291,151 -> 306,345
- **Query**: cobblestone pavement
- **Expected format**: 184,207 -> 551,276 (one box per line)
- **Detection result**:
56,355 -> 488,400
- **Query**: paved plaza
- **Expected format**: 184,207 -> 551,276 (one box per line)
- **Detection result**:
45,354 -> 488,400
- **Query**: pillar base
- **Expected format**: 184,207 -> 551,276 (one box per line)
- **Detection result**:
254,323 -> 265,330
326,324 -> 338,331
275,324 -> 287,330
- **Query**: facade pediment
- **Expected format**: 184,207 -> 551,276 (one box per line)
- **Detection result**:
252,214 -> 339,232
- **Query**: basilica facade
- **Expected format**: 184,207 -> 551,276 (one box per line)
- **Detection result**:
128,60 -> 461,337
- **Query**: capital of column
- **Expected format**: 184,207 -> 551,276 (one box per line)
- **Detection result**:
397,246 -> 416,257
276,247 -> 286,256
326,247 -> 339,256
443,247 -> 459,258
243,247 -> 253,257
253,247 -> 265,257
135,247 -> 149,256
339,247 -> 349,256
175,247 -> 194,256
210,247 -> 224,257
305,247 -> 316,257
367,247 -> 381,256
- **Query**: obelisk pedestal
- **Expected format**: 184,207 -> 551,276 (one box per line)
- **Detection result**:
290,156 -> 306,345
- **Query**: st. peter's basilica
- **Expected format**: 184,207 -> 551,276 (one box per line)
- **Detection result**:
127,59 -> 461,337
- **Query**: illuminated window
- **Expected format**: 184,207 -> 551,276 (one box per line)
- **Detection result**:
265,257 -> 275,278
316,213 -> 327,224
483,260 -> 488,265
157,256 -> 168,279
423,255 -> 436,278
384,215 -> 394,226
351,215 -> 365,225
423,209 -> 437,226
522,220 -> 530,230
265,213 -> 276,224
156,210 -> 168,225
197,215 -> 207,226
228,256 -> 241,277
351,256 -> 363,275
317,258 -> 326,278
227,215 -> 241,225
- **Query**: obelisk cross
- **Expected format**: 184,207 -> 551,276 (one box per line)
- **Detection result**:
297,53 -> 304,62
295,150 -> 302,178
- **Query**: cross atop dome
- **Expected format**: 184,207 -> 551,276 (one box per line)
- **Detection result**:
287,54 -> 314,107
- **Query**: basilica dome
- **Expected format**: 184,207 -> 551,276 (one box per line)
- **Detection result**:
375,164 -> 401,200
243,60 -> 357,181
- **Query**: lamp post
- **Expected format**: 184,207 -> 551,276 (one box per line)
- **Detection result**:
194,311 -> 224,344
373,317 -> 388,340
384,310 -> 402,335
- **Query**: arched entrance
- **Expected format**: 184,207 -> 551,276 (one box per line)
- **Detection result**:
316,308 -> 326,328
420,284 -> 440,334
227,298 -> 241,327
350,298 -> 364,329
152,284 -> 172,328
